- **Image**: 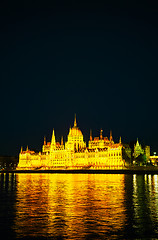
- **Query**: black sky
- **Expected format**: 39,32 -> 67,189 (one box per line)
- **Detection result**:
0,1 -> 158,155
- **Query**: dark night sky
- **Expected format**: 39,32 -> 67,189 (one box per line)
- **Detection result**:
0,1 -> 158,155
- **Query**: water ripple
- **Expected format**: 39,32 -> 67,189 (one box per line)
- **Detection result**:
0,173 -> 158,239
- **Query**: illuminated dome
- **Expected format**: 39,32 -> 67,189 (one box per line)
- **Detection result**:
65,115 -> 86,151
69,126 -> 83,136
68,116 -> 83,136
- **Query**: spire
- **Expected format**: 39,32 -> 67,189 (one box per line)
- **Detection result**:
136,138 -> 139,146
90,129 -> 92,141
44,136 -> 46,145
26,145 -> 28,151
50,129 -> 56,152
74,114 -> 77,127
51,129 -> 56,145
100,129 -> 103,140
119,136 -> 122,144
110,130 -> 113,142
20,146 -> 23,153
61,136 -> 64,145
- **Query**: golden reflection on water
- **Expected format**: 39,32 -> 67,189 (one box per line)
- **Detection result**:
131,174 -> 158,238
14,174 -> 126,239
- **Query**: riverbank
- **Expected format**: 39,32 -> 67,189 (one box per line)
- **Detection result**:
1,166 -> 158,174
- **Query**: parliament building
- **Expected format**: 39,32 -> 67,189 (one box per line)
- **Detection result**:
17,116 -> 125,169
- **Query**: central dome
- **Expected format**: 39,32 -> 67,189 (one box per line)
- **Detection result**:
65,115 -> 86,151
70,126 -> 82,136
69,115 -> 83,136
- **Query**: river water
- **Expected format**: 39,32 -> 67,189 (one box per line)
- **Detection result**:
0,173 -> 158,239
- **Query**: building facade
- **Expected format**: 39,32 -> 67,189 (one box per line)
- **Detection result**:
17,117 -> 125,170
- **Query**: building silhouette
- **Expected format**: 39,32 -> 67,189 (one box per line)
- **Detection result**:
18,116 -> 125,169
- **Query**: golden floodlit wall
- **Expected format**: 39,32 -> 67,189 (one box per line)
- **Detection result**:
17,116 -> 124,170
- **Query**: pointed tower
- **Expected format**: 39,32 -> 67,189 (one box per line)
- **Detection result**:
26,145 -> 29,151
44,136 -> 46,145
74,114 -> 77,127
50,128 -> 56,154
61,136 -> 64,145
100,129 -> 103,140
90,129 -> 92,141
50,129 -> 56,152
51,129 -> 56,144
20,146 -> 23,153
136,138 -> 140,147
134,138 -> 144,158
110,130 -> 113,142
119,136 -> 122,144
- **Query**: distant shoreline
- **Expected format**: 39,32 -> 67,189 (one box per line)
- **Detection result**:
1,167 -> 158,174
